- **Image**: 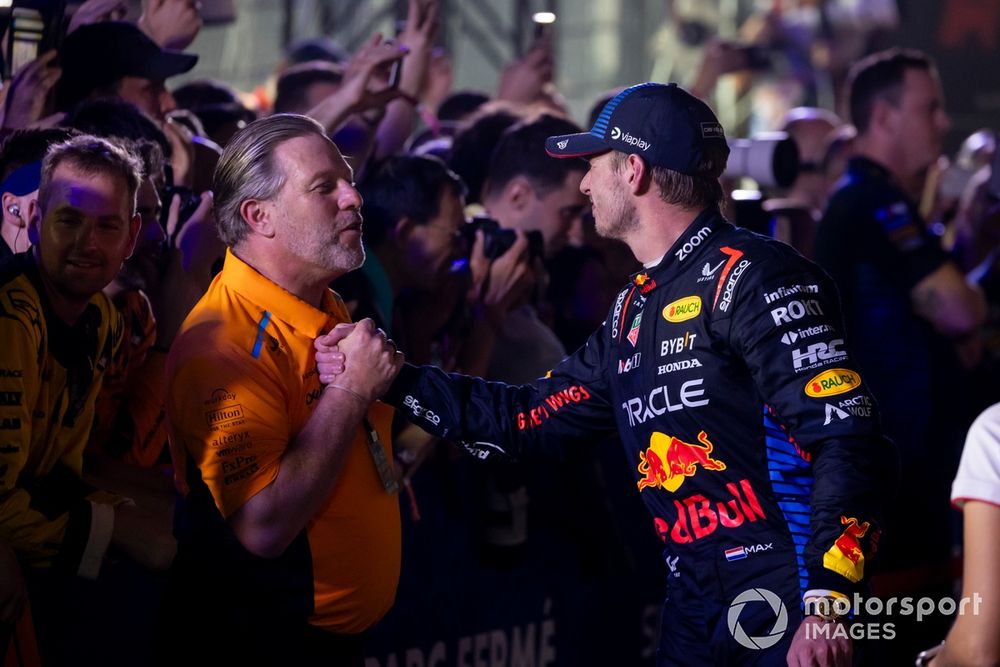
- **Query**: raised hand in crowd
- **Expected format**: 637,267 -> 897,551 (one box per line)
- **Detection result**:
66,0 -> 128,35
689,38 -> 759,100
306,34 -> 407,135
0,51 -> 61,131
138,0 -> 203,50
420,47 -> 454,117
394,0 -> 440,98
374,0 -> 440,160
497,37 -> 554,106
314,319 -> 404,400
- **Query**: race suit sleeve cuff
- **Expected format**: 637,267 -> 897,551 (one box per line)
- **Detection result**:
808,567 -> 866,597
383,362 -> 422,408
803,589 -> 847,601
77,501 -> 115,580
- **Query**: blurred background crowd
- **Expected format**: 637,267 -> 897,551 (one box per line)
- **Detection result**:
2,0 -> 1000,665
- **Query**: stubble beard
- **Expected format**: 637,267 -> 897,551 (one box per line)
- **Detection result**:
595,187 -> 639,241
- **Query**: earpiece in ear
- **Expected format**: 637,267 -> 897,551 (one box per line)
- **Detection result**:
7,204 -> 20,216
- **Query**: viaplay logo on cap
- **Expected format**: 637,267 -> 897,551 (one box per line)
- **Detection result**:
609,126 -> 653,151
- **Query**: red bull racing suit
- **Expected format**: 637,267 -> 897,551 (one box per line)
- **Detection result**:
383,207 -> 895,665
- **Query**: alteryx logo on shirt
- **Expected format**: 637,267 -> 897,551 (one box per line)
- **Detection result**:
622,378 -> 709,426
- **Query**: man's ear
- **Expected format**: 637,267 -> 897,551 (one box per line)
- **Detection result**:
503,175 -> 534,213
869,98 -> 896,137
124,212 -> 141,259
392,216 -> 413,242
623,153 -> 649,195
239,199 -> 275,238
1,193 -> 24,226
26,199 -> 41,245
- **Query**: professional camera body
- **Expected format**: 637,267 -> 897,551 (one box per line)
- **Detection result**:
722,132 -> 807,240
461,216 -> 544,261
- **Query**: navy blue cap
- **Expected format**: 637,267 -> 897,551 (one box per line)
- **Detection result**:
0,160 -> 41,196
545,82 -> 729,174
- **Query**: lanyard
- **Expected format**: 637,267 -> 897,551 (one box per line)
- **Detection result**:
363,418 -> 398,495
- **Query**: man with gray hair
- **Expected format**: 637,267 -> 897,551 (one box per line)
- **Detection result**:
0,135 -> 170,661
160,113 -> 402,666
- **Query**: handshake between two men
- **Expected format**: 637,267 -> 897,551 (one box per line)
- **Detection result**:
314,319 -> 405,406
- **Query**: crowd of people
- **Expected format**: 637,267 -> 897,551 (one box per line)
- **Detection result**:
0,1 -> 999,666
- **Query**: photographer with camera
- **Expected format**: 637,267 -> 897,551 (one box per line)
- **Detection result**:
335,154 -> 530,483
349,154 -> 531,367
479,113 -> 590,383
767,107 -> 844,259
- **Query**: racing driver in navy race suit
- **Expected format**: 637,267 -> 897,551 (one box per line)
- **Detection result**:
317,83 -> 896,666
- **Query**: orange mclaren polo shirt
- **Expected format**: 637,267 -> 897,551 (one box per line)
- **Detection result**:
165,249 -> 400,633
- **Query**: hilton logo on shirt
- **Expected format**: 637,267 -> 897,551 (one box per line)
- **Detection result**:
205,404 -> 245,427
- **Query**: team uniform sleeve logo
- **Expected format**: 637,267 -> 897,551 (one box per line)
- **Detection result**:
823,515 -> 875,583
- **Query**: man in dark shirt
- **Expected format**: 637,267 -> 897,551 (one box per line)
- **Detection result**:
815,47 -> 985,660
323,82 -> 895,666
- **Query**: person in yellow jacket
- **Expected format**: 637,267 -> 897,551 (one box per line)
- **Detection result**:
0,135 -> 172,660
